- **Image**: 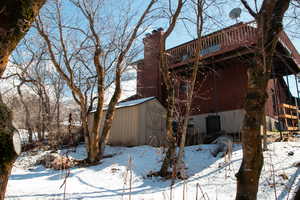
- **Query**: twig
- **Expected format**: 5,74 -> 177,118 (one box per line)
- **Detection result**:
182,180 -> 186,200
196,183 -> 198,200
269,149 -> 278,200
59,151 -> 71,200
129,156 -> 132,200
197,183 -> 209,200
170,183 -> 173,200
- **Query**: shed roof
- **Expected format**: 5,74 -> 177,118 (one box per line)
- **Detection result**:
113,96 -> 156,109
91,96 -> 156,113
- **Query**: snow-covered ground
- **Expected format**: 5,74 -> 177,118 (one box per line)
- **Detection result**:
6,142 -> 300,200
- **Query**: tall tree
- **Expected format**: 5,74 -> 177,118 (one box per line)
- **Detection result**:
236,1 -> 291,199
37,0 -> 157,163
174,0 -> 205,179
7,41 -> 60,143
157,0 -> 184,178
0,1 -> 46,199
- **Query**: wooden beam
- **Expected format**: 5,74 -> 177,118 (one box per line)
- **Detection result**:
279,103 -> 298,110
287,127 -> 298,131
278,114 -> 298,119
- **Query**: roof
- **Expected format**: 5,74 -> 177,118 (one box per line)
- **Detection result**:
113,96 -> 156,109
91,96 -> 156,113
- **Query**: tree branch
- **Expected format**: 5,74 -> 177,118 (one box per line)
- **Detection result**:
240,0 -> 257,18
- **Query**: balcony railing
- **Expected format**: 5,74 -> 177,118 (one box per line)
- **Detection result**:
279,103 -> 300,131
166,21 -> 258,67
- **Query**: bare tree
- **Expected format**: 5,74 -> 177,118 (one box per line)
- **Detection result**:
1,48 -> 36,144
90,0 -> 158,160
3,37 -> 65,145
36,0 -> 157,163
236,1 -> 291,199
174,0 -> 206,179
48,72 -> 65,145
16,78 -> 35,144
157,0 -> 185,178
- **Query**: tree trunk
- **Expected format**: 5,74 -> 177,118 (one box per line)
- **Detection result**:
43,87 -> 52,139
175,39 -> 201,178
0,0 -> 46,76
56,96 -> 61,139
160,142 -> 176,177
37,100 -> 42,141
294,186 -> 300,200
262,113 -> 268,151
80,109 -> 100,163
175,110 -> 191,179
17,84 -> 33,143
237,1 -> 291,199
159,88 -> 177,177
0,98 -> 18,200
0,1 -> 46,199
235,59 -> 266,200
156,0 -> 184,178
98,69 -> 121,160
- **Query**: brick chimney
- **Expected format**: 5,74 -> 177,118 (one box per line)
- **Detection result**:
137,28 -> 164,100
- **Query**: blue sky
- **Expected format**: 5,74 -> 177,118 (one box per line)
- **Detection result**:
19,0 -> 300,99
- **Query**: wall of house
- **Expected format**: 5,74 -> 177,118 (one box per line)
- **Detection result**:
189,62 -> 289,117
191,109 -> 286,134
191,109 -> 245,134
190,62 -> 248,115
265,78 -> 289,119
188,63 -> 290,133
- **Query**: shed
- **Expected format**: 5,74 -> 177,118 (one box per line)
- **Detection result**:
88,97 -> 166,147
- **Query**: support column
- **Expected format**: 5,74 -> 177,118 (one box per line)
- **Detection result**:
294,74 -> 300,130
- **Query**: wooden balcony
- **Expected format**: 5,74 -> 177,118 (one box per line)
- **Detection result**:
166,21 -> 257,68
166,21 -> 300,68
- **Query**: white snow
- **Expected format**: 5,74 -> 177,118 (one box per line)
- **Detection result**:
113,97 -> 155,108
6,142 -> 300,200
104,68 -> 137,105
92,97 -> 156,112
113,96 -> 156,109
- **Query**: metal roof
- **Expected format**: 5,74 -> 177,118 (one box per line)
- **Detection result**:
91,96 -> 156,112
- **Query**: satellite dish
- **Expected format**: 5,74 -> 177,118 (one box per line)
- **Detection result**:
229,8 -> 242,22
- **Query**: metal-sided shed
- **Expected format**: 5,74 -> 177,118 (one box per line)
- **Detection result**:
88,97 -> 166,147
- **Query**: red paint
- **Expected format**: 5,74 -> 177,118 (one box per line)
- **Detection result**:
135,27 -> 296,117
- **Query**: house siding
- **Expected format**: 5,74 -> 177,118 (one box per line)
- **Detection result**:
192,109 -> 245,134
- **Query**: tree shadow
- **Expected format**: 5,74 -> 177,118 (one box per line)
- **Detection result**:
10,165 -> 85,181
7,144 -> 242,199
277,167 -> 300,200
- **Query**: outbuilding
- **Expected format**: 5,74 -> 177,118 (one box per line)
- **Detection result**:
88,97 -> 166,147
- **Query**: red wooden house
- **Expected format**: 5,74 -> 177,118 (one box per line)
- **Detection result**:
129,22 -> 300,137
